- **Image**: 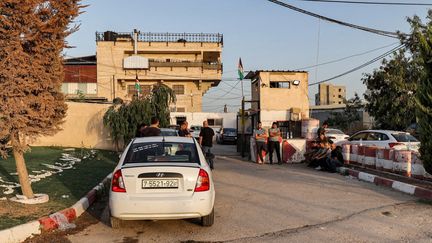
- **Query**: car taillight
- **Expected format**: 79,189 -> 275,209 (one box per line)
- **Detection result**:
389,142 -> 403,148
194,169 -> 210,192
112,169 -> 126,193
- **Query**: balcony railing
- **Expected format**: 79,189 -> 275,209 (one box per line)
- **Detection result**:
149,59 -> 222,70
148,60 -> 222,70
96,31 -> 223,44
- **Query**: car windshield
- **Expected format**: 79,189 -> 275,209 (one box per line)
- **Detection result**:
124,142 -> 200,164
326,129 -> 344,134
223,128 -> 236,133
392,133 -> 419,142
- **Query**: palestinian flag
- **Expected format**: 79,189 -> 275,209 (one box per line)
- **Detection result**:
238,58 -> 244,80
135,74 -> 141,96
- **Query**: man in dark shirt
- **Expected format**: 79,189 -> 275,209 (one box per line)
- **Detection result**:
199,120 -> 215,169
141,117 -> 161,137
178,122 -> 191,137
317,121 -> 329,138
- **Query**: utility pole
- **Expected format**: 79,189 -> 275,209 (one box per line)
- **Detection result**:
241,97 -> 245,157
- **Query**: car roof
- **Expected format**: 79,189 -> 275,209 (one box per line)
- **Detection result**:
354,130 -> 406,134
133,136 -> 195,144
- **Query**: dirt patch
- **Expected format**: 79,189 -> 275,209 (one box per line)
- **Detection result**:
23,194 -> 108,243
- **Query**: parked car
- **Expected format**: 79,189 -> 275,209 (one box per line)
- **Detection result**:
190,125 -> 202,139
216,128 -> 237,144
405,123 -> 420,139
109,136 -> 215,228
160,128 -> 178,136
336,130 -> 420,151
325,128 -> 349,144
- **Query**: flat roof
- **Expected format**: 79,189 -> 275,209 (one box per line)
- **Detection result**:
245,70 -> 308,79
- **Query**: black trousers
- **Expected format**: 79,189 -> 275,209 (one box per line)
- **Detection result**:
268,141 -> 281,163
256,141 -> 266,162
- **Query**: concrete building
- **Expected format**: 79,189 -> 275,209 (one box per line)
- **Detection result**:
315,83 -> 346,105
62,55 -> 105,101
96,30 -> 223,112
310,104 -> 374,132
245,70 -> 309,127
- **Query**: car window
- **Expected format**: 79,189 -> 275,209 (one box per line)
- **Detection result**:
392,133 -> 419,142
349,132 -> 368,141
124,142 -> 200,164
160,130 -> 178,136
223,128 -> 236,133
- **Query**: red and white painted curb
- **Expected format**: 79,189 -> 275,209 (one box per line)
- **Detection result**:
0,173 -> 112,243
338,167 -> 432,201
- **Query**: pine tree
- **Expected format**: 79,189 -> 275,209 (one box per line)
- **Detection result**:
0,1 -> 82,199
407,11 -> 432,174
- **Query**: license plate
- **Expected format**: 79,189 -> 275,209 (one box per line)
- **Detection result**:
142,179 -> 179,189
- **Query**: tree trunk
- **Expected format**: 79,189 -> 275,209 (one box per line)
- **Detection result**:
11,138 -> 34,199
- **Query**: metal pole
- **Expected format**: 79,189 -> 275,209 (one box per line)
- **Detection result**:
241,97 -> 245,157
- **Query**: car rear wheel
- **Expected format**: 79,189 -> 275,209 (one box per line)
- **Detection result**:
201,208 -> 214,227
110,216 -> 122,229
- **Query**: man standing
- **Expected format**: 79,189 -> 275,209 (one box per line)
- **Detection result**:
141,117 -> 161,137
199,120 -> 215,169
254,122 -> 268,164
268,122 -> 282,165
178,121 -> 192,137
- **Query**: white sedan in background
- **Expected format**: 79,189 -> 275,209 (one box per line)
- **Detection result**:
336,130 -> 420,151
109,136 -> 215,228
325,128 -> 350,144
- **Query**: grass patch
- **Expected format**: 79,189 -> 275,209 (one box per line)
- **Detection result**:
0,146 -> 118,230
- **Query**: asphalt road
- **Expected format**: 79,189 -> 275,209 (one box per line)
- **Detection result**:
29,145 -> 432,243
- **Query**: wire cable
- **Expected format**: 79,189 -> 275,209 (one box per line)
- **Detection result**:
295,42 -> 399,70
296,0 -> 432,6
309,43 -> 405,86
267,0 -> 403,38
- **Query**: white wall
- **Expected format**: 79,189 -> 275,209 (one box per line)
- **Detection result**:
170,112 -> 237,128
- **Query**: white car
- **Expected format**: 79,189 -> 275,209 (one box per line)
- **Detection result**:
109,136 -> 215,228
336,130 -> 420,151
325,128 -> 349,144
160,128 -> 178,136
189,125 -> 202,139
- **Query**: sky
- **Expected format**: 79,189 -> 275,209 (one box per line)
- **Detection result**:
65,0 -> 431,112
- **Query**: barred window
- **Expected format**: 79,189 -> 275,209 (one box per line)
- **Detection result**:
172,85 -> 185,95
127,85 -> 152,96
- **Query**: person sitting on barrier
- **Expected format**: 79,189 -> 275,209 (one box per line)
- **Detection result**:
308,134 -> 331,168
253,122 -> 268,164
318,141 -> 344,173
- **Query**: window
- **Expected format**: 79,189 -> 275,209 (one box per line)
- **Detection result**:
207,118 -> 223,126
127,85 -> 151,96
123,142 -> 200,164
172,85 -> 185,95
270,81 -> 290,89
349,132 -> 368,141
339,89 -> 342,92
176,107 -> 186,112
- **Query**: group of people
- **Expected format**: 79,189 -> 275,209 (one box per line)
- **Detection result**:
253,121 -> 283,165
305,121 -> 344,173
135,118 -> 216,169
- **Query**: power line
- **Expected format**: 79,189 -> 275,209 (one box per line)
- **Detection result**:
295,42 -> 399,70
309,44 -> 405,86
267,0 -> 403,38
296,0 -> 432,6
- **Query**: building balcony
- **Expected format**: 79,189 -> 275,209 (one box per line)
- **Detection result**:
148,60 -> 222,71
96,31 -> 223,44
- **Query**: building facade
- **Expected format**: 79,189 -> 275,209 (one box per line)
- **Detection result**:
62,55 -> 101,100
315,83 -> 346,105
96,31 -> 223,112
245,70 -> 309,127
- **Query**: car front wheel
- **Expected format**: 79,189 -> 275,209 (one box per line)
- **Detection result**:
201,208 -> 214,227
